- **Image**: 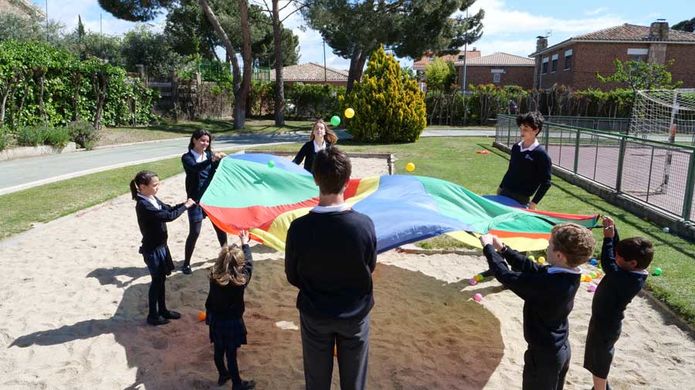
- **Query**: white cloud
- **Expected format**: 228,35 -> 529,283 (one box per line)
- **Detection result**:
465,0 -> 625,36
585,7 -> 609,16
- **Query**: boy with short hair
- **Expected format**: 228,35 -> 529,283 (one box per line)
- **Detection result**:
583,216 -> 654,390
498,111 -> 552,210
480,223 -> 596,390
285,147 -> 377,390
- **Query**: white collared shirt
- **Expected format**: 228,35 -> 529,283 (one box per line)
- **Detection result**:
311,203 -> 350,213
137,194 -> 161,210
518,139 -> 540,152
313,140 -> 327,153
191,149 -> 208,163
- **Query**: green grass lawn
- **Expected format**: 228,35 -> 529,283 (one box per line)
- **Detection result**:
2,136 -> 694,327
98,119 -> 314,146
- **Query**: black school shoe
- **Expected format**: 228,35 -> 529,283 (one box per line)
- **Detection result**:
233,380 -> 256,390
181,265 -> 192,275
217,374 -> 231,386
161,310 -> 181,320
146,315 -> 170,326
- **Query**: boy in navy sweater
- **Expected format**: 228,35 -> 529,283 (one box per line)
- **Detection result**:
285,147 -> 377,390
480,223 -> 596,390
584,217 -> 653,390
498,111 -> 552,210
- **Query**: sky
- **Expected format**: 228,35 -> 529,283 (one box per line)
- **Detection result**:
31,0 -> 694,70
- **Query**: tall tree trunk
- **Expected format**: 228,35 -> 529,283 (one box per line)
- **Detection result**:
92,72 -> 107,130
272,0 -> 285,126
235,0 -> 252,129
347,49 -> 369,94
198,0 -> 245,128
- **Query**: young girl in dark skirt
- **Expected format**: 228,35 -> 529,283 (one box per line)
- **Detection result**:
205,230 -> 256,389
130,170 -> 195,326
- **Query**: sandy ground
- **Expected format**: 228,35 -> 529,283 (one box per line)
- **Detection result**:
1,156 -> 694,389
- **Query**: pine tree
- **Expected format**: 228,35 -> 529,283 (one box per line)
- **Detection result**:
345,47 -> 426,143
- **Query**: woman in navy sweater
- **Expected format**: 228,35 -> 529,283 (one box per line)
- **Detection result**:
181,130 -> 228,274
293,119 -> 338,173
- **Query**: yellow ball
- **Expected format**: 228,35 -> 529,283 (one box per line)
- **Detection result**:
538,256 -> 546,264
344,107 -> 355,119
405,162 -> 416,172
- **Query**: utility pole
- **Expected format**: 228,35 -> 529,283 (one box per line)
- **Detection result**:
323,38 -> 327,83
45,0 -> 49,42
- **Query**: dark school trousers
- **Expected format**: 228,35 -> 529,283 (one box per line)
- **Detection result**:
299,312 -> 370,390
522,340 -> 571,390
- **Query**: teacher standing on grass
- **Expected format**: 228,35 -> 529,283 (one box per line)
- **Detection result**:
181,129 -> 228,275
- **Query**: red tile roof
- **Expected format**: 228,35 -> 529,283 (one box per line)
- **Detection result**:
575,23 -> 695,42
534,23 -> 695,56
455,52 -> 534,66
413,50 -> 482,70
269,63 -> 348,82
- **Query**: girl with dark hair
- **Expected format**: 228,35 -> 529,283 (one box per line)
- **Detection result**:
181,130 -> 228,275
130,170 -> 195,325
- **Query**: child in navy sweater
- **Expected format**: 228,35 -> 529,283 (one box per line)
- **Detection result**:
205,230 -> 256,390
584,216 -> 653,390
498,111 -> 552,210
131,170 -> 195,326
480,223 -> 596,390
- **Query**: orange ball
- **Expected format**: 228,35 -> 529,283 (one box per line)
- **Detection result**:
198,311 -> 207,322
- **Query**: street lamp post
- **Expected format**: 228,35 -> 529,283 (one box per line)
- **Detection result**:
323,38 -> 327,83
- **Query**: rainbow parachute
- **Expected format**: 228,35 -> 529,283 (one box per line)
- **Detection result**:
200,153 -> 599,253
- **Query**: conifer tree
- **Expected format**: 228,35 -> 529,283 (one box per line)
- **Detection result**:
345,47 -> 426,143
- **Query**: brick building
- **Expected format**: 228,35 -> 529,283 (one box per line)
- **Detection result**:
531,21 -> 695,90
455,52 -> 535,89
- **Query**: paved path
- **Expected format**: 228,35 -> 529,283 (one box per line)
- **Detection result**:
0,128 -> 495,195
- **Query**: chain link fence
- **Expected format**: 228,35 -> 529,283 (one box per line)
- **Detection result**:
496,114 -> 695,221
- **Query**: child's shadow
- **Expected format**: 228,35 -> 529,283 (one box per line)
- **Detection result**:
11,261 -> 217,389
11,259 -> 507,389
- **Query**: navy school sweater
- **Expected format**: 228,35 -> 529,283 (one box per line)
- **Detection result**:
205,244 -> 253,320
285,209 -> 377,320
483,245 -> 580,351
499,142 -> 552,204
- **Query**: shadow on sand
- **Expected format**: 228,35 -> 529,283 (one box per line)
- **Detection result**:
11,257 -> 504,389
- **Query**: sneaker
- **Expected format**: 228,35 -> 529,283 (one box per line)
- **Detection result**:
233,380 -> 256,390
146,315 -> 170,326
181,265 -> 192,275
161,310 -> 181,320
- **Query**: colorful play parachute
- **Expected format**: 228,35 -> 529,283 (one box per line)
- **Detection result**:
200,153 -> 599,253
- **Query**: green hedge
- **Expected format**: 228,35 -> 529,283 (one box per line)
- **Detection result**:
0,40 -> 158,132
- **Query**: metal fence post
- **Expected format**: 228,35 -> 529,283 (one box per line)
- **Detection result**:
573,128 -> 581,174
615,135 -> 626,193
681,151 -> 695,221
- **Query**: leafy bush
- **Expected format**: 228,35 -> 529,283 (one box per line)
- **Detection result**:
284,83 -> 344,119
44,126 -> 71,149
16,125 -> 48,146
67,120 -> 100,149
344,46 -> 426,143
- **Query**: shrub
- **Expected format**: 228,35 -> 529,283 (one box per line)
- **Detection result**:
16,124 -> 48,146
344,46 -> 426,143
67,120 -> 100,149
44,126 -> 71,149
